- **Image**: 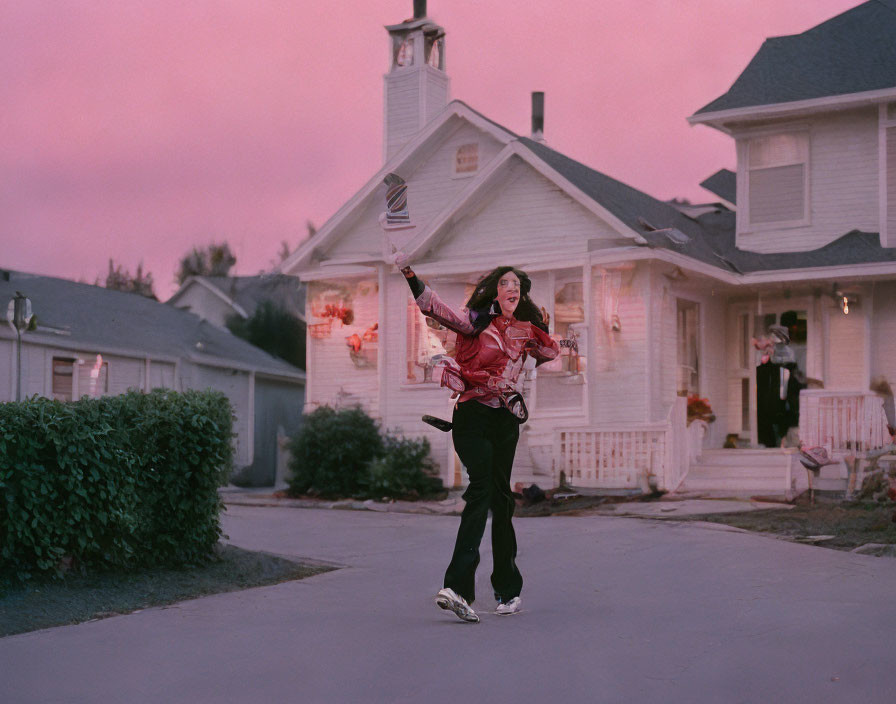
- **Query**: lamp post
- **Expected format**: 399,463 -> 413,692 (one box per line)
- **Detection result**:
7,292 -> 33,401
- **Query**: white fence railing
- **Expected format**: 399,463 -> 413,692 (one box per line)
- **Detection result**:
554,397 -> 689,491
799,390 -> 890,453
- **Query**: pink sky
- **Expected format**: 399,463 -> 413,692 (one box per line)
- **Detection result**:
1,0 -> 862,300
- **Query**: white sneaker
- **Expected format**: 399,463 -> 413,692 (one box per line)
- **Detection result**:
496,597 -> 522,615
435,588 -> 479,623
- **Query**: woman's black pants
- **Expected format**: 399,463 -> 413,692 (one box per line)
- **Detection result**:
444,400 -> 522,605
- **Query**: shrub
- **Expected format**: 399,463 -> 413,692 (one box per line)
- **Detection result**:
364,435 -> 443,500
287,406 -> 384,498
0,389 -> 233,584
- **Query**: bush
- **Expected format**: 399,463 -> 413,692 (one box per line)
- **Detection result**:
287,406 -> 384,498
0,390 -> 233,584
286,405 -> 444,500
364,435 -> 443,500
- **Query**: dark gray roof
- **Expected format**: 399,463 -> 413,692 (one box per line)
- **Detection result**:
694,212 -> 896,273
514,137 -> 896,275
198,274 -> 306,320
699,169 -> 737,205
695,1 -> 896,115
0,271 -> 304,379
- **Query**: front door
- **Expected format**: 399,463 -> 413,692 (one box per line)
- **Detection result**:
727,298 -> 813,447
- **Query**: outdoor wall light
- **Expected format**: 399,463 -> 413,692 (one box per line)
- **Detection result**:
831,283 -> 859,315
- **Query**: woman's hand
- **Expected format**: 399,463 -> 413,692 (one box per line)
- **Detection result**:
393,251 -> 414,277
540,306 -> 550,329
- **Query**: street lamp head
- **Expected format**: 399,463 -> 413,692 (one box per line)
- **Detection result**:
8,292 -> 33,333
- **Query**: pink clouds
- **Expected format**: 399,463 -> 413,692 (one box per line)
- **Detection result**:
0,0 -> 863,298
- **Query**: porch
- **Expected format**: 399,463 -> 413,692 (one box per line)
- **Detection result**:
550,390 -> 892,496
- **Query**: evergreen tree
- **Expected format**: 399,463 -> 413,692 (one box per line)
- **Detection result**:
103,259 -> 157,299
175,242 -> 237,285
226,301 -> 305,369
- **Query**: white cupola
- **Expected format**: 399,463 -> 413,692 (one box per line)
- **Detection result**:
383,1 -> 450,162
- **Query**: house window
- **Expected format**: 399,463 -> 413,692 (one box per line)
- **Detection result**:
453,143 -> 479,176
676,300 -> 699,395
535,278 -> 586,411
78,354 -> 109,399
52,357 -> 75,401
746,132 -> 809,227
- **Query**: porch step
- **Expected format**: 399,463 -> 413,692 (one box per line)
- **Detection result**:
680,449 -> 796,496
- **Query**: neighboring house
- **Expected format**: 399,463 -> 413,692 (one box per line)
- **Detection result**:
168,274 -> 306,329
280,1 -> 896,496
0,270 -> 306,486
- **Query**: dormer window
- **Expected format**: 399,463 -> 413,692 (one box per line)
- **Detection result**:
743,130 -> 809,229
453,143 -> 479,176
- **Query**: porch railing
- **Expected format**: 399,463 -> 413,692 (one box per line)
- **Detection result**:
799,390 -> 890,453
554,397 -> 689,491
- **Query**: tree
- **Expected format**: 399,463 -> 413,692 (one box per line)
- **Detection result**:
226,301 -> 306,369
103,259 -> 157,299
175,242 -> 237,285
272,220 -> 316,267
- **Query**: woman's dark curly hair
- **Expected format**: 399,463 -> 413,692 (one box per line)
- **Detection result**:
466,266 -> 548,334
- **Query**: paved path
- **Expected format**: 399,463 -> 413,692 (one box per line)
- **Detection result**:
2,507 -> 896,703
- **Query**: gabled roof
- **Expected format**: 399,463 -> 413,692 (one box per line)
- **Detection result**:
699,169 -> 736,206
171,274 -> 306,321
0,270 -> 305,380
503,138 -> 896,276
694,1 -> 896,116
280,100 -> 517,274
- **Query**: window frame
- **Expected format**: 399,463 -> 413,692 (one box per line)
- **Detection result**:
738,125 -> 811,233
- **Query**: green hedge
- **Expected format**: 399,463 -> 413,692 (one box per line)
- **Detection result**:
287,406 -> 443,500
0,389 -> 233,584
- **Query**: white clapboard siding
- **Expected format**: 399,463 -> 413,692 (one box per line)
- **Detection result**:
328,121 -> 505,259
149,361 -> 176,391
0,339 -> 12,400
826,302 -> 868,390
736,107 -> 879,252
871,281 -> 896,386
105,356 -> 144,396
307,277 -> 381,419
385,70 -> 425,161
190,364 -> 252,467
433,157 -> 618,260
655,276 -> 729,447
699,293 -> 729,447
887,124 -> 896,248
589,264 -> 649,425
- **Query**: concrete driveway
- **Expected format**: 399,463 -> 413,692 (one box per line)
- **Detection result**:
2,506 -> 895,703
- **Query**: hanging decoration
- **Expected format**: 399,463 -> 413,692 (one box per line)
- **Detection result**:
346,322 -> 379,368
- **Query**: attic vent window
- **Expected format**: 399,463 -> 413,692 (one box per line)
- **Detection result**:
453,143 -> 479,176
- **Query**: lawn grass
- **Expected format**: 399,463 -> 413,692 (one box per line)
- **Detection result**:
683,500 -> 896,550
0,544 -> 336,637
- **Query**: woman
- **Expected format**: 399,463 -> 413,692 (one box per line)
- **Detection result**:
396,255 -> 559,623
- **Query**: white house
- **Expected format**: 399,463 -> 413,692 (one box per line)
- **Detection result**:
281,1 -> 896,497
168,274 -> 306,331
0,270 -> 306,486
